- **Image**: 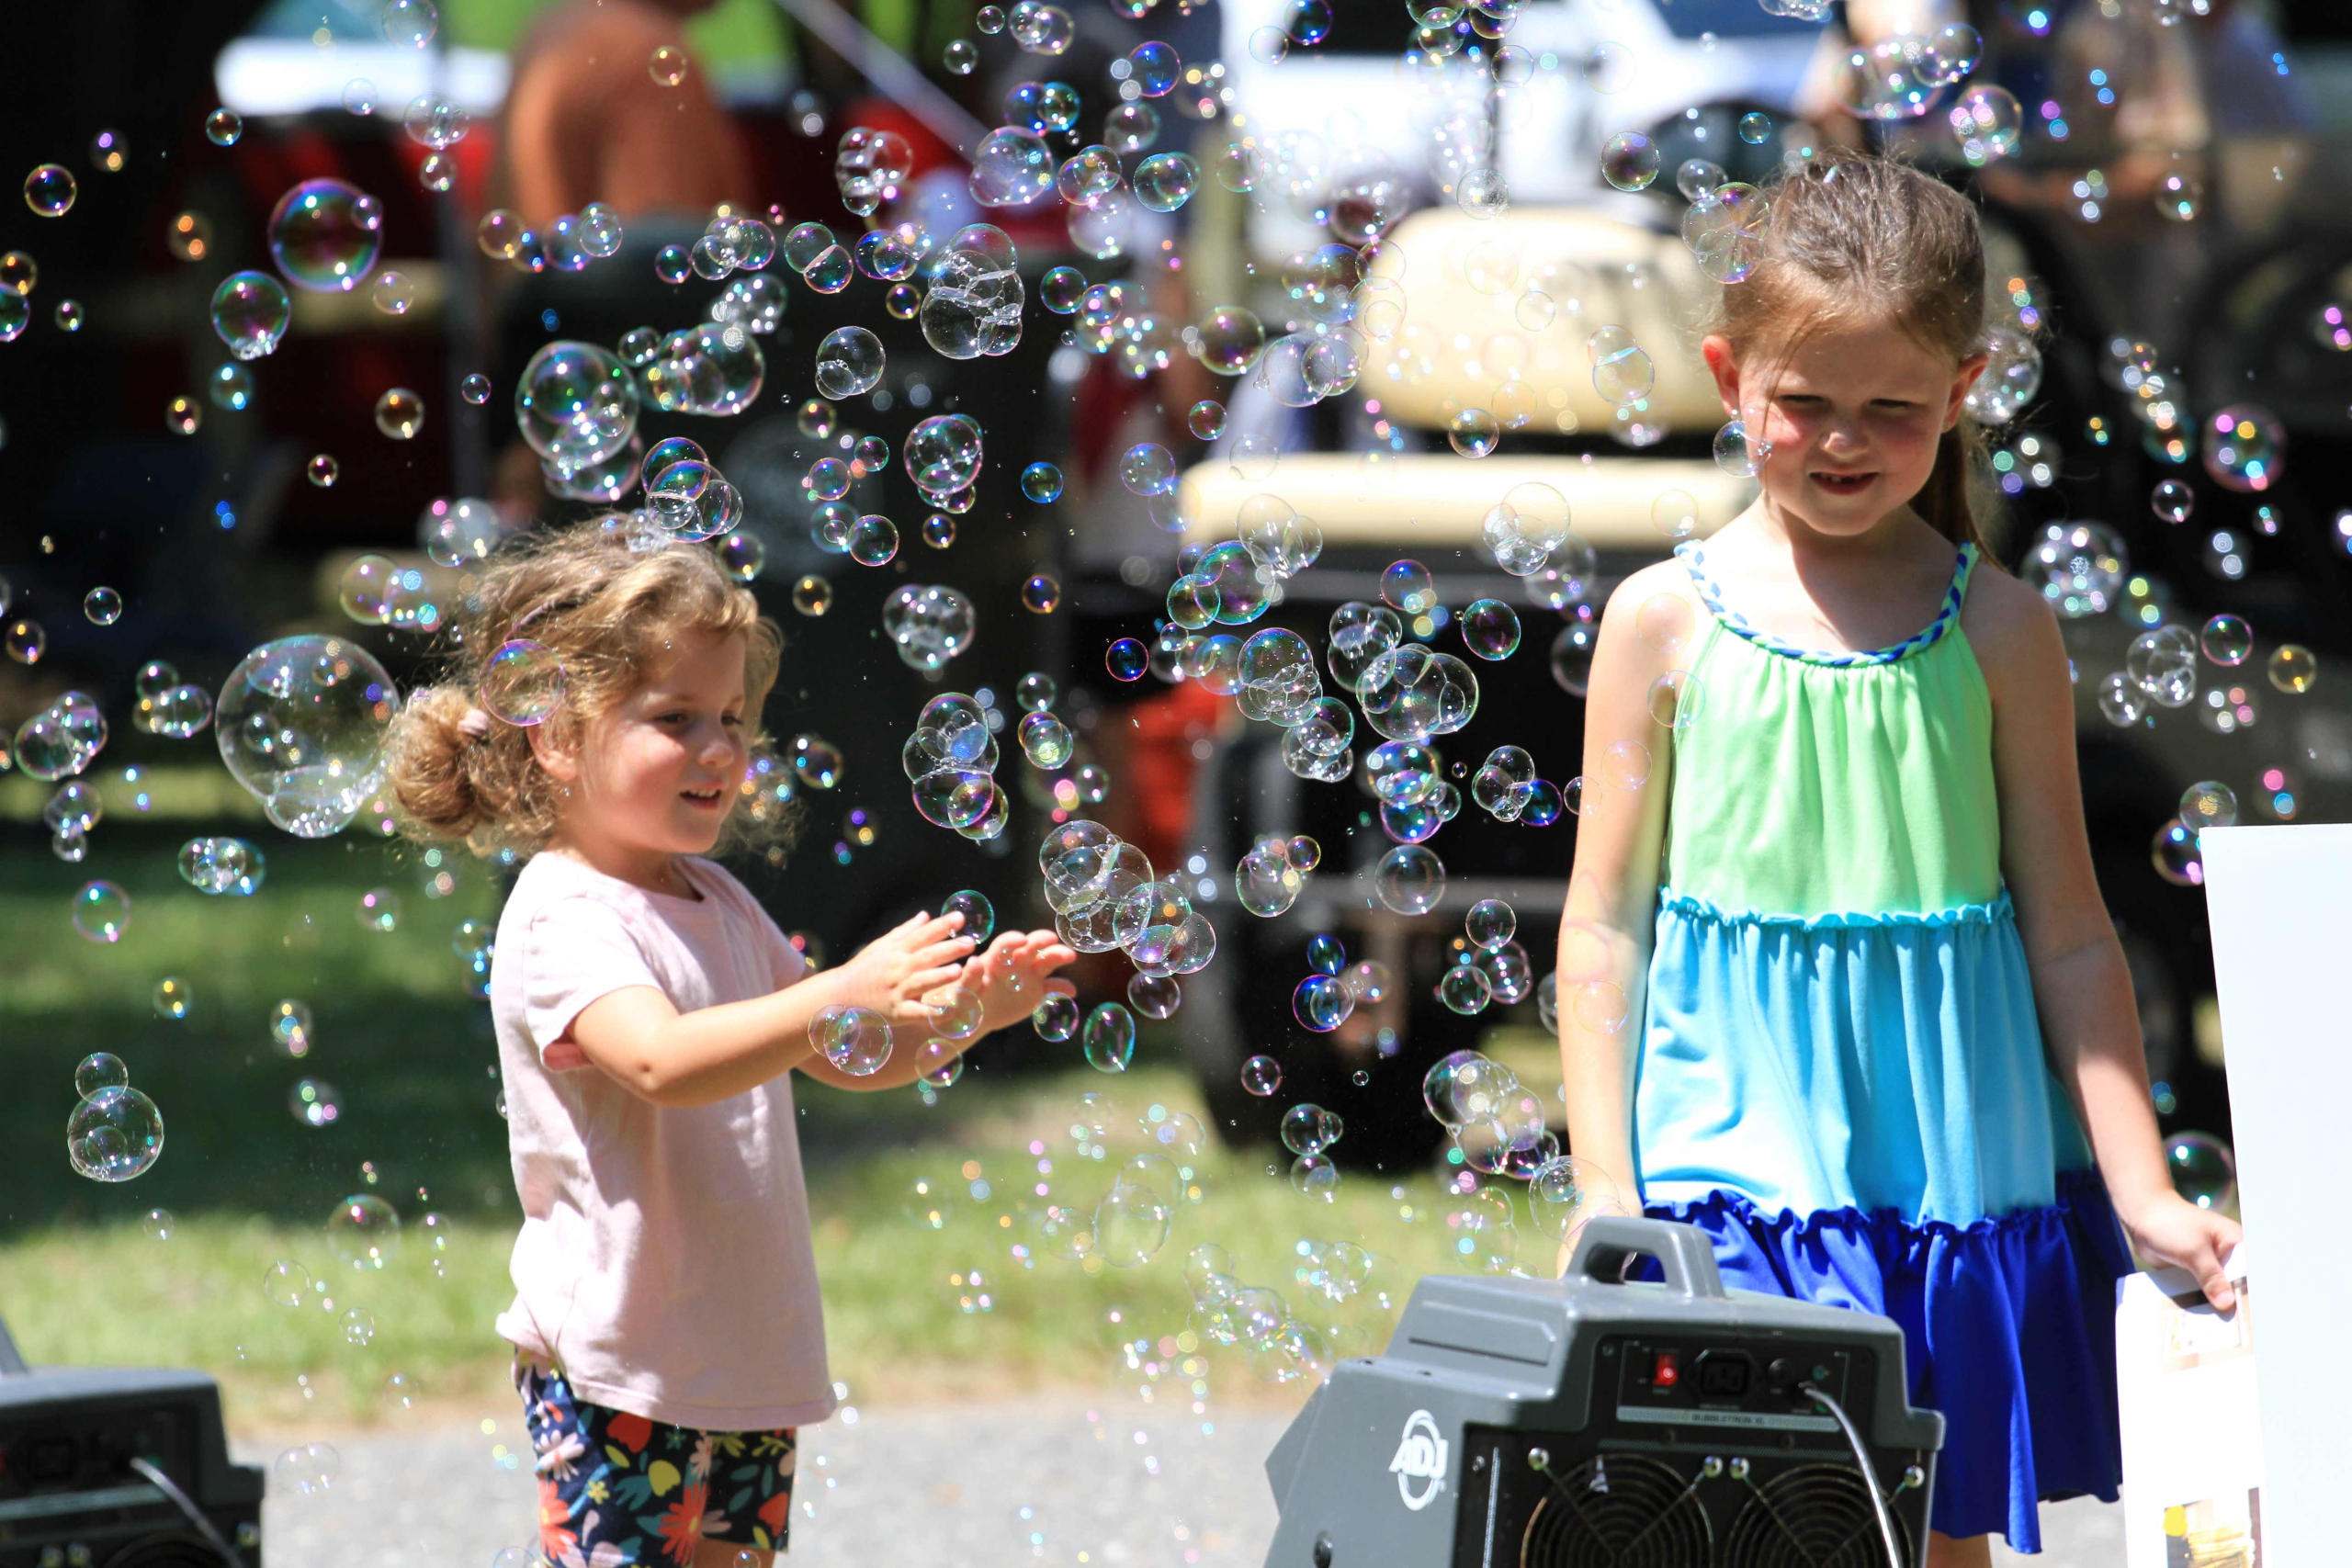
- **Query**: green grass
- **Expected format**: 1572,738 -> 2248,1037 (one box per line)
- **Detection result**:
0,829 -> 1521,1435
4,1061 -> 1496,1434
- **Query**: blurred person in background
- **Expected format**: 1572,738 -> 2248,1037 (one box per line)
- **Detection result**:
501,0 -> 751,227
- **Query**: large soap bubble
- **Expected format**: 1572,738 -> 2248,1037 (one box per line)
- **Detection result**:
970,127 -> 1056,206
210,271 -> 292,359
514,341 -> 641,467
216,636 -> 399,838
922,245 -> 1025,361
266,178 -> 384,293
905,413 -> 985,498
69,1086 -> 164,1181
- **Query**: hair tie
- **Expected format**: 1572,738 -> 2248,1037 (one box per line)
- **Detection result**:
458,706 -> 494,739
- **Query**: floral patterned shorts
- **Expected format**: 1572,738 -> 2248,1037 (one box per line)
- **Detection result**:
515,1354 -> 798,1563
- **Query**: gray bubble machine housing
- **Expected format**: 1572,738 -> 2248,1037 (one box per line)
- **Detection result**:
1261,1216 -> 1945,1568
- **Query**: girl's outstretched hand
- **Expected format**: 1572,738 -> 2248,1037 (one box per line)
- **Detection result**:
831,910 -> 977,1028
953,929 -> 1080,1035
2121,1191 -> 2245,1312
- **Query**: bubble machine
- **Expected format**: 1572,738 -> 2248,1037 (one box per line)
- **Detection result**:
1261,1218 -> 1943,1568
0,1317 -> 263,1568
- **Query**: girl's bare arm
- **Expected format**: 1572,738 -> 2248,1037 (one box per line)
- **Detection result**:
1556,564 -> 1687,1207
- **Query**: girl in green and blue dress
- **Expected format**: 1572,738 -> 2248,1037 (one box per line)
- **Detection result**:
1556,153 -> 2242,1565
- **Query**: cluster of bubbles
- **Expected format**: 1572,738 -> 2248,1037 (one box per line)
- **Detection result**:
475,200 -> 625,276
902,691 -> 1011,839
215,636 -> 400,838
11,8 -> 2266,1461
1029,820 -> 1215,1035
68,1051 -> 164,1182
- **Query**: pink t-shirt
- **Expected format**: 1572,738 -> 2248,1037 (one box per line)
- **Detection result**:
489,851 -> 836,1431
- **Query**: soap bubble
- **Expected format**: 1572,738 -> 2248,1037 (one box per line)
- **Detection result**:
2024,522 -> 2126,618
1016,710 -> 1074,769
815,326 -> 886,400
210,272 -> 292,359
373,388 -> 424,440
288,1076 -> 344,1125
2268,644 -> 2317,694
327,1194 -> 400,1268
2127,626 -> 2199,708
1279,1103 -> 1343,1157
1095,1184 -> 1173,1267
1134,152 -> 1199,212
267,179 -> 383,292
939,890 -> 995,945
648,44 -> 689,85
1713,417 -> 1766,477
179,836 -> 265,896
71,880 -> 131,943
24,164 -> 75,217
813,1006 -> 895,1075
1948,85 -> 2022,165
2178,780 -> 2237,832
153,977 -> 193,1021
971,127 -> 1056,206
1106,638 -> 1148,681
477,639 -> 565,727
1023,463 -> 1064,502
1241,1056 -> 1282,1096
514,344 -> 639,478
1294,976 -> 1351,1032
1600,132 -> 1659,192
2199,615 -> 2253,666
210,362 -> 254,411
1084,1003 -> 1136,1072
1033,994 -> 1080,1041
1966,325 -> 2041,424
69,1087 -> 164,1181
2152,820 -> 2202,887
1459,600 -> 1521,660
75,1052 -> 130,1100
1374,845 -> 1444,915
216,636 -> 399,838
1839,34 -> 1948,119
2202,404 -> 2283,494
1529,1155 -> 1621,1241
2165,1132 -> 2236,1210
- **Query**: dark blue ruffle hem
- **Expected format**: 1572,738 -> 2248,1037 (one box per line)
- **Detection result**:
1632,1168 -> 2132,1552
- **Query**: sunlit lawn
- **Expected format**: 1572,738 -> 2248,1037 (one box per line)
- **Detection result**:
6,1062 -> 1491,1433
1,821 -> 1500,1433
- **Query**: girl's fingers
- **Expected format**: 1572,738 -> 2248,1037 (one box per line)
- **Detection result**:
916,936 -> 978,967
906,963 -> 966,995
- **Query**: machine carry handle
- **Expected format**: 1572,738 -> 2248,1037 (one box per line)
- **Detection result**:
1567,1216 -> 1727,1300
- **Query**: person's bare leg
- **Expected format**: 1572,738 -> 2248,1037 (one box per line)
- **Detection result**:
1926,1529 -> 1993,1568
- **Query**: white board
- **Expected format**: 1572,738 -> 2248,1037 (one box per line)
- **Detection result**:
2191,823 -> 2352,1566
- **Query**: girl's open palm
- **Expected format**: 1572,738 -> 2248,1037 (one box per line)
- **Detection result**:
953,930 -> 1080,1034
832,911 -> 975,1026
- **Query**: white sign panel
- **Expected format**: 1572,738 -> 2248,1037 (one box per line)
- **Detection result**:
2189,823 -> 2352,1566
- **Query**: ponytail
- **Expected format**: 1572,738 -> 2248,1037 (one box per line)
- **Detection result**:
1917,419 -> 2000,565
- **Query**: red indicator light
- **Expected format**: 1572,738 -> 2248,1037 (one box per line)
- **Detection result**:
1654,1351 -> 1679,1389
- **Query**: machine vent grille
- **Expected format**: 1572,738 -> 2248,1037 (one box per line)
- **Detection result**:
1519,1454 -> 1713,1568
1721,1462 -> 1910,1568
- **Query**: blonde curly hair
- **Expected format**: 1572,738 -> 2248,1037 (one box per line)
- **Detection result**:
384,524 -> 794,858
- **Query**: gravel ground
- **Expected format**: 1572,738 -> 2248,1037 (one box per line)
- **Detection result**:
234,1398 -> 2127,1566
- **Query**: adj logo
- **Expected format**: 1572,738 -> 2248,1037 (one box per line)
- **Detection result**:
1388,1408 -> 1449,1511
